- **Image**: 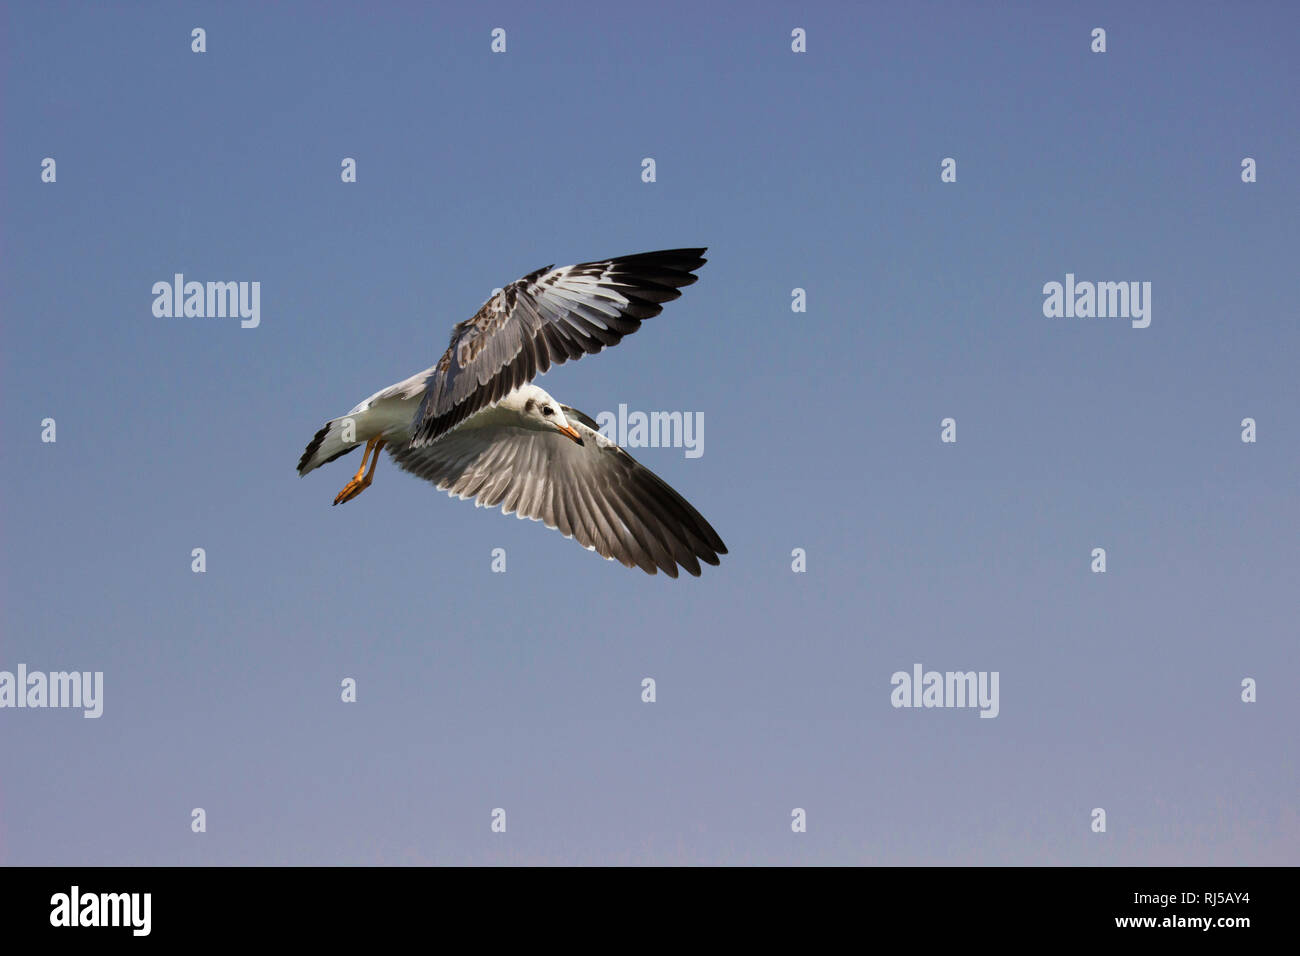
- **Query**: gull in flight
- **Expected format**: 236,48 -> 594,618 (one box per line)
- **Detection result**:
297,248 -> 726,577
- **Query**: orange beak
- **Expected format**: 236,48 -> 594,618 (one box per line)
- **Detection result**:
556,423 -> 584,445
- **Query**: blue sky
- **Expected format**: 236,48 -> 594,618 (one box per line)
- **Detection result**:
2,1 -> 1296,864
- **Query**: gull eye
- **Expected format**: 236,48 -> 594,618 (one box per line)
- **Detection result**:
542,406 -> 554,417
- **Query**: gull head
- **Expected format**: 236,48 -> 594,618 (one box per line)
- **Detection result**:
508,384 -> 584,445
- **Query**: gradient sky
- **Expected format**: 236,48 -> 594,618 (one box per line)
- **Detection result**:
2,1 -> 1296,865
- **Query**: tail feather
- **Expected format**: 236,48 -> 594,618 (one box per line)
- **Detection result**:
297,420 -> 359,476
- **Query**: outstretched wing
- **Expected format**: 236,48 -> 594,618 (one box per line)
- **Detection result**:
390,415 -> 726,578
410,248 -> 707,448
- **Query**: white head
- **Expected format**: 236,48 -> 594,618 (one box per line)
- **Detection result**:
506,384 -> 584,445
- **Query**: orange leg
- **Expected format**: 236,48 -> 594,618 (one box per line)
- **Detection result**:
333,438 -> 386,506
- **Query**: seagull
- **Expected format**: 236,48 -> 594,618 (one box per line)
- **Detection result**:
297,248 -> 726,577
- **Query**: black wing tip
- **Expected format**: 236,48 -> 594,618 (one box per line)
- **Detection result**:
537,248 -> 707,284
642,246 -> 706,263
669,546 -> 724,578
640,539 -> 725,578
603,248 -> 708,303
629,246 -> 707,258
603,247 -> 707,274
691,545 -> 725,572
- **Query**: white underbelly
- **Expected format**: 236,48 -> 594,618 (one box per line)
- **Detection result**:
364,396 -> 421,443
